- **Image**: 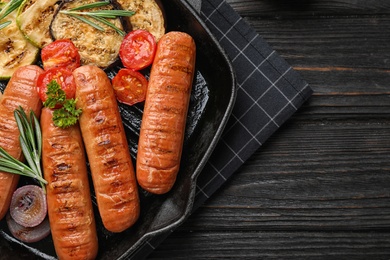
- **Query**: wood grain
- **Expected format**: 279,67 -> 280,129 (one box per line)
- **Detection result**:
1,0 -> 387,258
149,0 -> 390,258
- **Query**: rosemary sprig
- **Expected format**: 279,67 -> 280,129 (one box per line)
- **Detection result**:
0,0 -> 24,29
60,1 -> 134,36
0,107 -> 47,192
0,20 -> 10,29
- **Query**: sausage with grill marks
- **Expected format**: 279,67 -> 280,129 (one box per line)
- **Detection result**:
136,31 -> 196,194
0,65 -> 43,220
41,107 -> 98,260
73,65 -> 140,233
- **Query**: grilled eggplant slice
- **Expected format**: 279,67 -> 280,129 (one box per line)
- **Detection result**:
50,0 -> 125,68
0,7 -> 39,80
16,0 -> 60,48
115,0 -> 165,41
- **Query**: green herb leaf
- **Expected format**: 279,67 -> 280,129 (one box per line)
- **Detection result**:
59,1 -> 134,36
90,14 -> 126,36
52,99 -> 82,128
0,0 -> 23,20
43,80 -> 67,108
42,80 -> 82,128
0,107 -> 47,192
68,13 -> 105,32
69,1 -> 110,11
0,21 -> 11,30
0,0 -> 24,29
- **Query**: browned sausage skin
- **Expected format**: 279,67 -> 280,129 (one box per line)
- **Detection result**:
41,107 -> 98,260
0,65 -> 43,220
136,31 -> 196,194
74,65 -> 140,233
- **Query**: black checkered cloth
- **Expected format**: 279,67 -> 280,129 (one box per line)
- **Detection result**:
134,0 -> 313,258
193,0 -> 312,209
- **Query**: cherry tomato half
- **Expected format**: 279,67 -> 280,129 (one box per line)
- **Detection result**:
112,68 -> 148,106
119,29 -> 157,71
41,39 -> 81,71
37,68 -> 76,106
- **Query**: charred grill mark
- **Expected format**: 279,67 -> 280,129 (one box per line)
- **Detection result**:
96,132 -> 114,147
5,51 -> 27,68
98,139 -> 111,146
155,146 -> 173,154
58,200 -> 72,212
57,163 -> 71,172
101,156 -> 130,177
165,84 -> 190,94
94,113 -> 106,124
169,64 -> 192,75
42,5 -> 55,20
104,158 -> 119,168
57,204 -> 85,219
51,142 -> 64,149
96,124 -> 119,135
159,103 -> 184,115
50,172 -> 60,183
0,136 -> 16,151
0,120 -> 14,132
67,224 -> 77,232
21,0 -> 34,11
2,39 -> 13,53
172,43 -> 192,53
110,180 -> 122,188
25,5 -> 55,28
85,93 -> 97,106
52,180 -> 74,193
100,146 -> 128,169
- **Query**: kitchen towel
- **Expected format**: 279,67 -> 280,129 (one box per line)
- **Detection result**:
134,0 -> 313,258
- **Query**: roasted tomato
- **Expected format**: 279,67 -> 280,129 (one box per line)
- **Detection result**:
37,68 -> 76,105
119,29 -> 157,70
41,39 -> 81,71
112,68 -> 148,106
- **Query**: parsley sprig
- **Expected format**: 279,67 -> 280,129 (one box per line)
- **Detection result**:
44,80 -> 82,128
60,1 -> 134,36
0,107 -> 47,192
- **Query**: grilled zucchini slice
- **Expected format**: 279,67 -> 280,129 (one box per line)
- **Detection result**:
116,0 -> 165,41
0,7 -> 39,80
50,0 -> 125,68
16,0 -> 60,48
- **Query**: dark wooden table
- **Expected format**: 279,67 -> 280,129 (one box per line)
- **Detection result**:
149,0 -> 390,258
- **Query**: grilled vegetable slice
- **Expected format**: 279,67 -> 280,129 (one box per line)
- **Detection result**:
0,7 -> 39,80
16,0 -> 60,48
6,212 -> 51,243
9,185 -> 47,228
50,0 -> 125,68
116,0 -> 166,41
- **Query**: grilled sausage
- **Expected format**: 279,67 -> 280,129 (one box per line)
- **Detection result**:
73,65 -> 140,233
0,65 -> 43,220
136,31 -> 196,194
41,107 -> 98,260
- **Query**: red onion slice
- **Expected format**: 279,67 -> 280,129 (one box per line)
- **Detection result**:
6,213 -> 51,243
9,185 -> 47,227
